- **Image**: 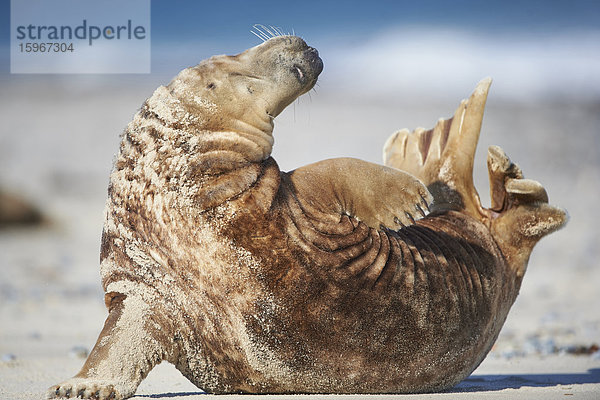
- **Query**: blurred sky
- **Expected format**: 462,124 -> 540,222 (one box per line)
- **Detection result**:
1,0 -> 599,99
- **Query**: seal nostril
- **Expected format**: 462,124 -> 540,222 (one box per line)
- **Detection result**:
304,47 -> 322,69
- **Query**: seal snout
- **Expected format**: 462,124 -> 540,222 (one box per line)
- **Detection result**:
292,48 -> 323,85
252,35 -> 323,85
294,46 -> 323,85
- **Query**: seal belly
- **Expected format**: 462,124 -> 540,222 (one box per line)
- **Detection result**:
225,199 -> 515,393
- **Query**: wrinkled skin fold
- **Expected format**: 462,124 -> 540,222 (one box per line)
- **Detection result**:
48,36 -> 567,399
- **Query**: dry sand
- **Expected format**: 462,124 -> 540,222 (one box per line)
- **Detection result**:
1,77 -> 599,399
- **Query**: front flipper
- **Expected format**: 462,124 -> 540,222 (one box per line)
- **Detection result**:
287,157 -> 432,230
48,292 -> 170,400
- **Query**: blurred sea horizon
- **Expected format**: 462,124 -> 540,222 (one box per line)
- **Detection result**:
2,24 -> 600,99
2,1 -> 599,97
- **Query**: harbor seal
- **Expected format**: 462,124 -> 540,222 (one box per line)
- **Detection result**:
48,35 -> 567,399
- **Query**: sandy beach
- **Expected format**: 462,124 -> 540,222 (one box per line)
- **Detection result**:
1,73 -> 599,399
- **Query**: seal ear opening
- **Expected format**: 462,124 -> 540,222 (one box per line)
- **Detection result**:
383,78 -> 492,219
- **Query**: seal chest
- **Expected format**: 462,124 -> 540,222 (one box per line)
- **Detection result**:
48,35 -> 566,399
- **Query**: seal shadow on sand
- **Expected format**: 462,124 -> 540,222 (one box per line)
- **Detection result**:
131,369 -> 600,397
134,393 -> 203,398
130,369 -> 600,397
452,368 -> 600,392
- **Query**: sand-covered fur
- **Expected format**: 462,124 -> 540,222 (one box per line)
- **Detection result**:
48,37 -> 566,399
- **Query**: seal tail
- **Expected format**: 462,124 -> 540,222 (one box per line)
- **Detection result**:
383,78 -> 492,219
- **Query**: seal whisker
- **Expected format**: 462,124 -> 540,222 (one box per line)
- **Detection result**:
262,25 -> 274,38
252,28 -> 269,42
259,24 -> 277,39
251,30 -> 267,42
251,25 -> 263,38
270,26 -> 283,37
293,100 -> 297,123
252,24 -> 271,41
259,29 -> 271,40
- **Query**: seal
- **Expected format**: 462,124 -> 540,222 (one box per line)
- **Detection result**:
48,35 -> 567,399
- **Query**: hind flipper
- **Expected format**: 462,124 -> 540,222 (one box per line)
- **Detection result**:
383,78 -> 492,219
486,145 -> 568,276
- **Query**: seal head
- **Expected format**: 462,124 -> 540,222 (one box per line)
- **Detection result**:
172,36 -> 322,126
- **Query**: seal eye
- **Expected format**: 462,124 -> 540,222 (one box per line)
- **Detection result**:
207,83 -> 216,90
291,65 -> 306,84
